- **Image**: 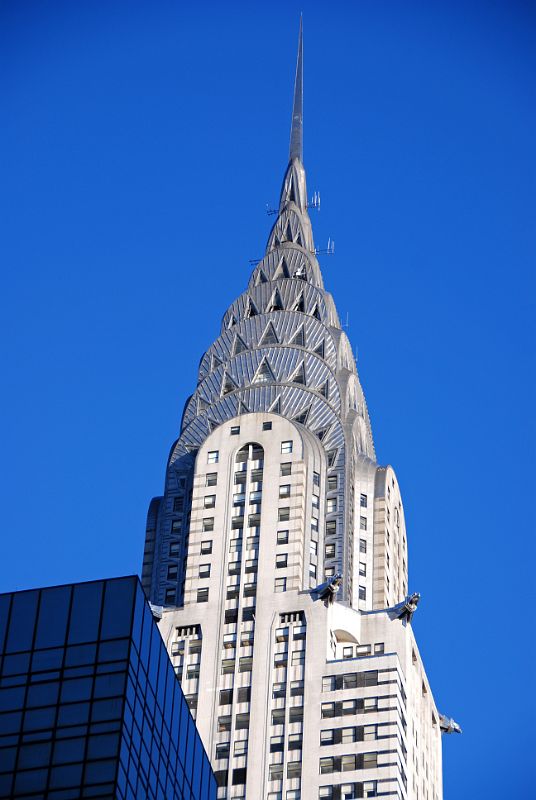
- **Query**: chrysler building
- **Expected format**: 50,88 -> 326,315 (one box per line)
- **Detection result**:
142,21 -> 458,800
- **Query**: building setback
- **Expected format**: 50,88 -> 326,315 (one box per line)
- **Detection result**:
0,576 -> 216,800
142,21 -> 459,800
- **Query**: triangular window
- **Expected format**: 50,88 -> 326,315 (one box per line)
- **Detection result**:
273,258 -> 291,280
222,372 -> 238,396
211,354 -> 223,370
285,222 -> 294,242
233,335 -> 248,356
259,322 -> 279,346
227,315 -> 236,329
293,292 -> 305,313
293,264 -> 307,280
315,426 -> 330,442
266,289 -> 284,313
238,398 -> 250,414
290,362 -> 306,386
208,418 -> 219,433
244,297 -> 259,319
256,269 -> 268,285
293,406 -> 311,425
253,357 -> 275,384
289,325 -> 305,348
269,395 -> 282,414
317,380 -> 329,399
311,303 -> 321,320
272,235 -> 280,248
296,232 -> 303,247
314,340 -> 325,358
327,449 -> 338,467
197,396 -> 209,414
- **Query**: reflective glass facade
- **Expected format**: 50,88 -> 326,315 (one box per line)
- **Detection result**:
0,576 -> 217,800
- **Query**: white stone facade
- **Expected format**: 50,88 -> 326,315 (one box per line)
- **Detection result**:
142,23 -> 450,800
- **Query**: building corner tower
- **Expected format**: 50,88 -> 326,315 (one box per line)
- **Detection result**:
142,20 -> 457,800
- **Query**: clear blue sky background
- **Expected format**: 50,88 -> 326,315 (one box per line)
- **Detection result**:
1,1 -> 534,796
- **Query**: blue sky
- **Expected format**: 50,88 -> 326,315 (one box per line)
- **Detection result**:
0,1 -> 534,796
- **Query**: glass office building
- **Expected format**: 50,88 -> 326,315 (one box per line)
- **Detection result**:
0,576 -> 217,800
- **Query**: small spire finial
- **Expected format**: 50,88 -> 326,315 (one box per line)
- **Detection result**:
289,16 -> 303,162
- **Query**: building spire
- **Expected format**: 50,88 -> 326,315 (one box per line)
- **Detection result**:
289,16 -> 303,163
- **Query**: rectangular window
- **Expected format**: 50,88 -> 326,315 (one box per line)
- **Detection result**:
320,729 -> 334,745
289,707 -> 303,723
272,682 -> 286,699
263,421 -> 272,431
363,724 -> 377,741
360,493 -> 367,507
341,755 -> 356,772
342,727 -> 356,744
215,742 -> 230,759
360,516 -> 367,530
326,498 -> 337,513
321,703 -> 335,718
362,752 -> 377,768
173,496 -> 184,512
167,565 -> 178,580
230,426 -> 240,435
277,530 -> 289,545
326,520 -> 336,536
274,577 -> 287,593
359,586 -> 366,601
206,472 -> 217,486
280,462 -> 292,476
319,757 -> 334,774
310,540 -> 318,556
221,659 -> 235,675
288,733 -> 302,750
169,541 -> 180,556
287,761 -> 301,779
237,686 -> 251,702
313,471 -> 320,487
234,740 -> 248,756
235,712 -> 250,728
199,563 -> 211,579
197,588 -> 209,603
203,518 -> 214,532
359,561 -> 366,576
290,679 -> 304,696
165,588 -> 175,603
208,450 -> 219,463
309,564 -> 317,580
281,440 -> 293,454
328,475 -> 338,491
322,676 -> 335,692
204,494 -> 216,508
217,715 -> 231,732
312,494 -> 320,509
325,567 -> 335,578
363,781 -> 377,797
219,688 -> 233,705
279,484 -> 291,498
325,543 -> 336,559
343,646 -> 353,659
276,553 -> 288,568
271,709 -> 285,726
291,650 -> 305,665
270,735 -> 284,753
200,540 -> 212,554
278,507 -> 290,522
359,538 -> 367,553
